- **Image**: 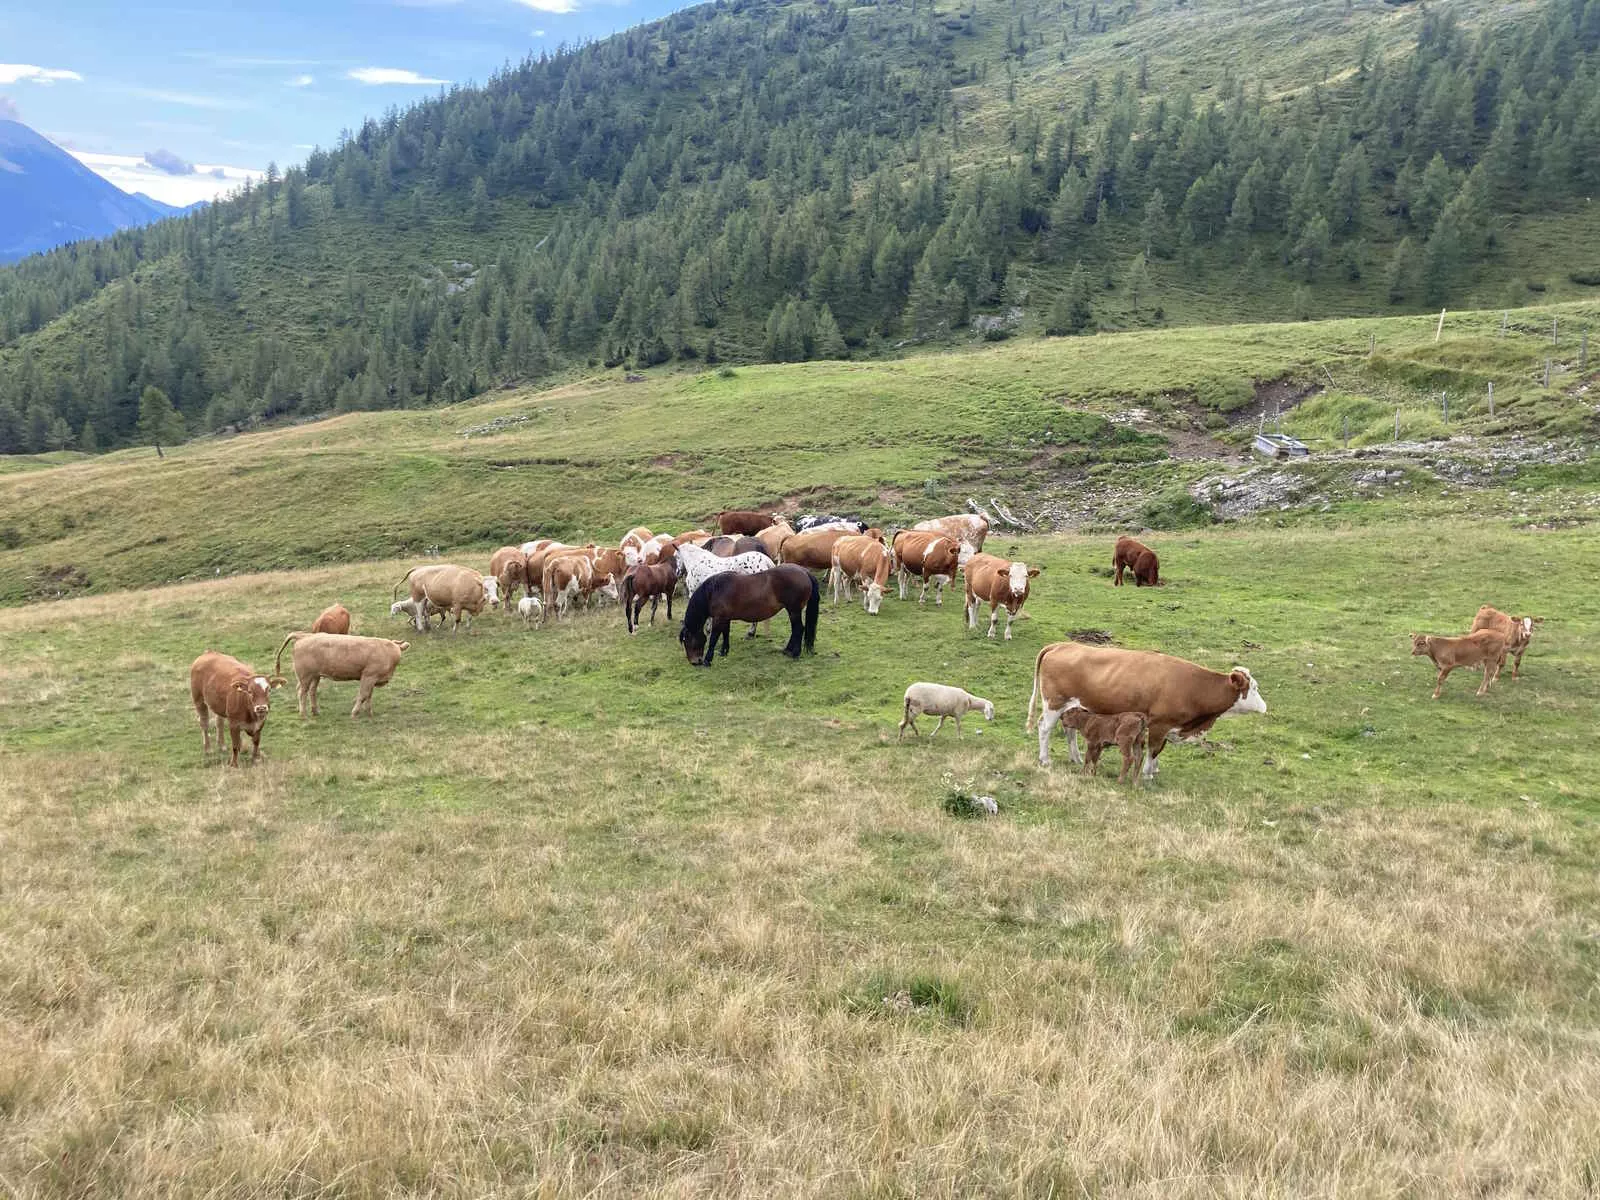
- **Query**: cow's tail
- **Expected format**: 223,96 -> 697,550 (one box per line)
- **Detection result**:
803,573 -> 820,654
274,631 -> 308,682
1025,644 -> 1050,732
391,567 -> 416,600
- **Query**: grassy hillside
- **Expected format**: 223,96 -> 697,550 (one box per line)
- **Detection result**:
3,299 -> 1597,606
7,0 -> 1600,452
2,514 -> 1597,1194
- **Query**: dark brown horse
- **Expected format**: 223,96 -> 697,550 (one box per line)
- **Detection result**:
622,562 -> 678,634
702,535 -> 772,559
680,565 -> 819,666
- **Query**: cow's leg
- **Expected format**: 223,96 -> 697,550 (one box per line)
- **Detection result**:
228,722 -> 242,768
930,715 -> 946,739
1513,646 -> 1527,678
1083,744 -> 1101,776
1478,658 -> 1501,697
196,702 -> 212,756
1143,725 -> 1172,778
413,603 -> 426,634
1036,705 -> 1062,766
249,726 -> 263,762
1002,606 -> 1016,641
1114,563 -> 1123,586
1433,666 -> 1451,699
1066,726 -> 1084,765
353,675 -> 376,717
986,601 -> 1001,639
934,577 -> 946,606
309,676 -> 322,717
297,676 -> 310,717
899,569 -> 909,601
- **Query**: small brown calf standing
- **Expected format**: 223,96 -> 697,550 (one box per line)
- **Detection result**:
1113,536 -> 1160,587
1059,706 -> 1150,784
1410,631 -> 1507,698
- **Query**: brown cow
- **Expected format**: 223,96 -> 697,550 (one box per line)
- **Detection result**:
719,510 -> 777,535
703,535 -> 770,559
963,552 -> 1041,640
544,547 -> 625,618
1059,705 -> 1150,785
1113,536 -> 1161,587
311,603 -> 351,635
1411,631 -> 1506,699
275,632 -> 409,717
892,530 -> 960,605
490,546 -> 530,604
189,651 -> 282,766
524,542 -> 586,598
1468,606 -> 1541,679
913,514 -> 989,564
620,526 -> 654,567
830,535 -> 895,614
1027,642 -> 1267,779
780,526 -> 864,573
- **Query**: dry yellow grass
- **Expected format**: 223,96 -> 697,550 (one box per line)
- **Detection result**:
3,530 -> 1599,1196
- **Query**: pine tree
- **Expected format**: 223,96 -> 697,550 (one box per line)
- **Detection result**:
469,177 -> 492,232
1140,189 -> 1170,259
1046,262 -> 1094,335
1385,237 -> 1419,303
813,305 -> 848,359
79,420 -> 98,453
137,386 -> 184,455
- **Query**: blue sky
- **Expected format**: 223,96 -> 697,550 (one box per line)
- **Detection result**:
1,0 -> 682,204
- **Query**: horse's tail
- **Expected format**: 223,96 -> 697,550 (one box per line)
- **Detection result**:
622,571 -> 636,631
1025,644 -> 1050,732
803,573 -> 820,654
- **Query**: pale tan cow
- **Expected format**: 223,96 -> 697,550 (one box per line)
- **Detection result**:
1468,606 -> 1541,679
393,564 -> 496,633
754,520 -> 796,560
913,513 -> 989,564
489,546 -> 530,604
275,632 -> 409,717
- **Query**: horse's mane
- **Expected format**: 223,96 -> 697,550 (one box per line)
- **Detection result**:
680,571 -> 722,635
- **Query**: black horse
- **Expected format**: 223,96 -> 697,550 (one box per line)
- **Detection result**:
679,565 -> 819,666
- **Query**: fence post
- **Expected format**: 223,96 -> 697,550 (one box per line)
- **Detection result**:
1500,311 -> 1508,338
1488,380 -> 1494,417
1435,308 -> 1447,343
1395,408 -> 1400,442
1343,415 -> 1350,448
1553,316 -> 1559,346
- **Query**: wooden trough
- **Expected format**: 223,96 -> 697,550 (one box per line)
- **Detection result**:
1253,432 -> 1310,459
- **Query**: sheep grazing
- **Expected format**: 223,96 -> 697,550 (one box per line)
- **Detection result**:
899,682 -> 995,741
517,595 -> 544,626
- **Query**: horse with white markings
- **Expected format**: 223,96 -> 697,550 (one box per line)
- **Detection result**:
674,541 -> 778,639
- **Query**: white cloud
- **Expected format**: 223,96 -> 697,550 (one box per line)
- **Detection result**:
534,28 -> 547,35
0,64 -> 83,86
128,87 -> 242,110
514,0 -> 578,11
71,149 -> 262,207
287,74 -> 314,87
347,67 -> 449,86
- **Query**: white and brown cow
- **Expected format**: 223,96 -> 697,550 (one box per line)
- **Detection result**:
543,546 -> 626,618
1027,643 -> 1267,779
962,551 -> 1040,640
830,534 -> 895,614
489,546 -> 530,604
914,513 -> 989,565
891,530 -> 960,605
620,526 -> 655,568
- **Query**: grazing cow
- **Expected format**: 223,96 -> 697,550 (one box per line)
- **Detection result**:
892,531 -> 960,605
520,537 -> 558,557
719,510 -> 777,535
623,561 -> 678,633
913,514 -> 989,564
1468,606 -> 1542,679
963,552 -> 1041,640
637,533 -> 679,566
393,564 -> 496,633
898,682 -> 994,740
190,652 -> 282,766
1060,704 -> 1150,785
1113,536 -> 1161,587
311,603 -> 351,635
702,535 -> 771,559
754,520 -> 796,560
781,525 -> 869,573
830,534 -> 895,614
490,546 -> 531,603
544,547 -> 626,618
1027,643 -> 1267,779
794,514 -> 868,533
620,526 -> 654,568
275,632 -> 409,718
1411,631 -> 1507,699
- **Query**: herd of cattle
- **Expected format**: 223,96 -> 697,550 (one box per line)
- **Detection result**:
185,513 -> 1541,783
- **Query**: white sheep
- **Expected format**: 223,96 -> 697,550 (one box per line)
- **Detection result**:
898,682 -> 995,741
517,595 -> 543,626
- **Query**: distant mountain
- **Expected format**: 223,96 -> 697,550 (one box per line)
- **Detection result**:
0,121 -> 177,262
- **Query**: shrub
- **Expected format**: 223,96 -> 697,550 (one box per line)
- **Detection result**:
1568,269 -> 1600,287
1140,487 -> 1216,529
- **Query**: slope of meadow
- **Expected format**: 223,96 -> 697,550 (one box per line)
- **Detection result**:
1,515 -> 1597,1195
3,299 -> 1598,606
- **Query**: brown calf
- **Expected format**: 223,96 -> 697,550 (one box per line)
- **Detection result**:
1059,705 -> 1150,784
189,651 -> 282,765
1468,605 -> 1542,679
1410,630 -> 1507,698
311,603 -> 351,635
1113,536 -> 1160,587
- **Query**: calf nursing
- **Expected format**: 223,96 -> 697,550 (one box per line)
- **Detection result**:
1059,703 -> 1149,784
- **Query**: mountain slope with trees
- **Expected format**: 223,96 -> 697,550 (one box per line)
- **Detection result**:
3,0 -> 1600,452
